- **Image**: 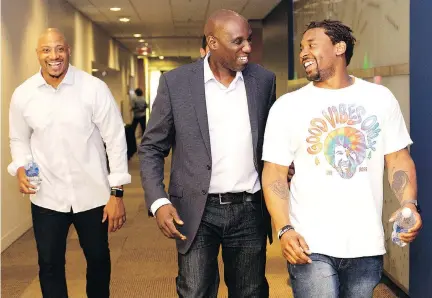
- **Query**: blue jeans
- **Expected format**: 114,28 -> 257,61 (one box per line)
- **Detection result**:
176,195 -> 269,298
288,253 -> 383,298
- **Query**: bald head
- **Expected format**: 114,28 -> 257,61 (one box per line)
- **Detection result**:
37,28 -> 68,49
204,9 -> 247,37
203,9 -> 252,73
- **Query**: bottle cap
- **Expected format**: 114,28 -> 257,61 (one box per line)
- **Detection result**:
402,207 -> 412,218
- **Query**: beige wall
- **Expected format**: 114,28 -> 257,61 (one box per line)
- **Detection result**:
1,0 -> 136,251
293,0 -> 409,77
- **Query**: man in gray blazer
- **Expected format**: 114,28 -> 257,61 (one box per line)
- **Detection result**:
139,9 -> 275,298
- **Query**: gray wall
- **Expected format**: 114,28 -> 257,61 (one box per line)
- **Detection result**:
262,0 -> 289,98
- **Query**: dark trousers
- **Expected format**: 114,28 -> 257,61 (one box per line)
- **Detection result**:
31,203 -> 110,298
176,195 -> 269,298
288,254 -> 383,298
131,116 -> 146,136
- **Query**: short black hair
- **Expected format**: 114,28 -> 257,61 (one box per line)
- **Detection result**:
135,88 -> 143,96
201,35 -> 207,50
305,20 -> 356,66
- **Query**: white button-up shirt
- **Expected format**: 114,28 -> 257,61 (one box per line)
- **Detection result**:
8,65 -> 131,213
150,54 -> 259,214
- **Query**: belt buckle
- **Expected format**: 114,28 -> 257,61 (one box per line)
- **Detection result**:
219,194 -> 231,205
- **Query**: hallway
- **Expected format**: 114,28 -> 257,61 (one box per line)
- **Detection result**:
2,155 -> 399,297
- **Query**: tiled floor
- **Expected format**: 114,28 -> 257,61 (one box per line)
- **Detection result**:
1,155 -> 400,297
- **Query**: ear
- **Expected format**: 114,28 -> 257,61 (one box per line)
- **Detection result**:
208,36 -> 217,51
199,48 -> 206,58
335,41 -> 347,57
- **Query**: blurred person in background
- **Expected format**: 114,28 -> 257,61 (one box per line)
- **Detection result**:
131,87 -> 148,136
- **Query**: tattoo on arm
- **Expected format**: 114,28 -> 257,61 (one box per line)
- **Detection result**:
391,169 -> 409,202
269,179 -> 290,200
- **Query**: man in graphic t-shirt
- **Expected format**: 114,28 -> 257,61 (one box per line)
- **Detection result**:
261,20 -> 422,298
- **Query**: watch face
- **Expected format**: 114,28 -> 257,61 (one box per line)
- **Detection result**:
111,189 -> 124,197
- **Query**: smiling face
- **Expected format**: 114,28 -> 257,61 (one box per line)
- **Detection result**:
299,28 -> 338,82
208,17 -> 252,72
36,30 -> 70,82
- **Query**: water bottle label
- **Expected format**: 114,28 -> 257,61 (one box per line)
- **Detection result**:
25,161 -> 40,177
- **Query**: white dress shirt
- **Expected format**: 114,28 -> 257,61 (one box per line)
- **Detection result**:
8,65 -> 131,213
150,54 -> 259,215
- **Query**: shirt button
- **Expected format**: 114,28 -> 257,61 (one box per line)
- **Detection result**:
201,190 -> 207,195
206,165 -> 211,170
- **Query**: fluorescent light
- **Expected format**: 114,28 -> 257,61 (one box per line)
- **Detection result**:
92,68 -> 99,72
133,33 -> 142,38
139,39 -> 145,42
110,7 -> 121,11
159,56 -> 164,60
119,17 -> 130,22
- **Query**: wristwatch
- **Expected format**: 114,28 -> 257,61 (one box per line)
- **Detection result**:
110,187 -> 124,198
402,199 -> 421,214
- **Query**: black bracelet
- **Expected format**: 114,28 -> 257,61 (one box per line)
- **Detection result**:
278,224 -> 295,240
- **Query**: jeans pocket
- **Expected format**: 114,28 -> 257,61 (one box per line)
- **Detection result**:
246,201 -> 259,212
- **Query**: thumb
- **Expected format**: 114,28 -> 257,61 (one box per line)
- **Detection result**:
102,208 -> 108,223
171,209 -> 184,225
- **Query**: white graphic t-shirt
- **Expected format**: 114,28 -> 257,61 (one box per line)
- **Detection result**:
262,77 -> 412,258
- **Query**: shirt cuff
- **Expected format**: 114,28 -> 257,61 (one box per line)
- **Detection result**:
150,198 -> 172,216
108,173 -> 132,187
7,160 -> 26,176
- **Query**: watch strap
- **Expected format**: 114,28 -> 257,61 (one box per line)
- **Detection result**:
110,187 -> 124,198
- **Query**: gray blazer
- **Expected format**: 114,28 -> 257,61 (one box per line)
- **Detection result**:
138,59 -> 276,254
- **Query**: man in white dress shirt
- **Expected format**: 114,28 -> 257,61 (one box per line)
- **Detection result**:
8,28 -> 131,298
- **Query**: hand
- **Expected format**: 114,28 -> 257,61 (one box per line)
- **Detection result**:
288,162 -> 295,182
102,196 -> 126,232
17,167 -> 36,195
155,204 -> 186,240
280,230 -> 312,264
389,203 -> 422,243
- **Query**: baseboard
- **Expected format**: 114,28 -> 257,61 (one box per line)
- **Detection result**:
1,217 -> 32,252
382,270 -> 410,298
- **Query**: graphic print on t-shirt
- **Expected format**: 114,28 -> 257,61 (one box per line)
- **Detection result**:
306,104 -> 381,179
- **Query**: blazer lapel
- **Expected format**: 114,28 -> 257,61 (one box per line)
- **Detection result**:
243,67 -> 259,162
189,61 -> 212,159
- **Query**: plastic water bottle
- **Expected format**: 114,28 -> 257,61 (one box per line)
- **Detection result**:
391,207 -> 416,247
24,155 -> 41,192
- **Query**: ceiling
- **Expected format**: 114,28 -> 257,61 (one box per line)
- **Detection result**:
66,0 -> 281,59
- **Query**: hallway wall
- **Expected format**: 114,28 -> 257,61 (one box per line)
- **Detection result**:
409,1 -> 432,296
1,0 -> 136,251
262,0 -> 289,98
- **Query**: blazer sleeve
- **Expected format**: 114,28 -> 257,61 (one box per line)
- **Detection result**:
138,74 -> 174,209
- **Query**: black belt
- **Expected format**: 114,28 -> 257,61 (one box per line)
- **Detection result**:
208,191 -> 260,205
